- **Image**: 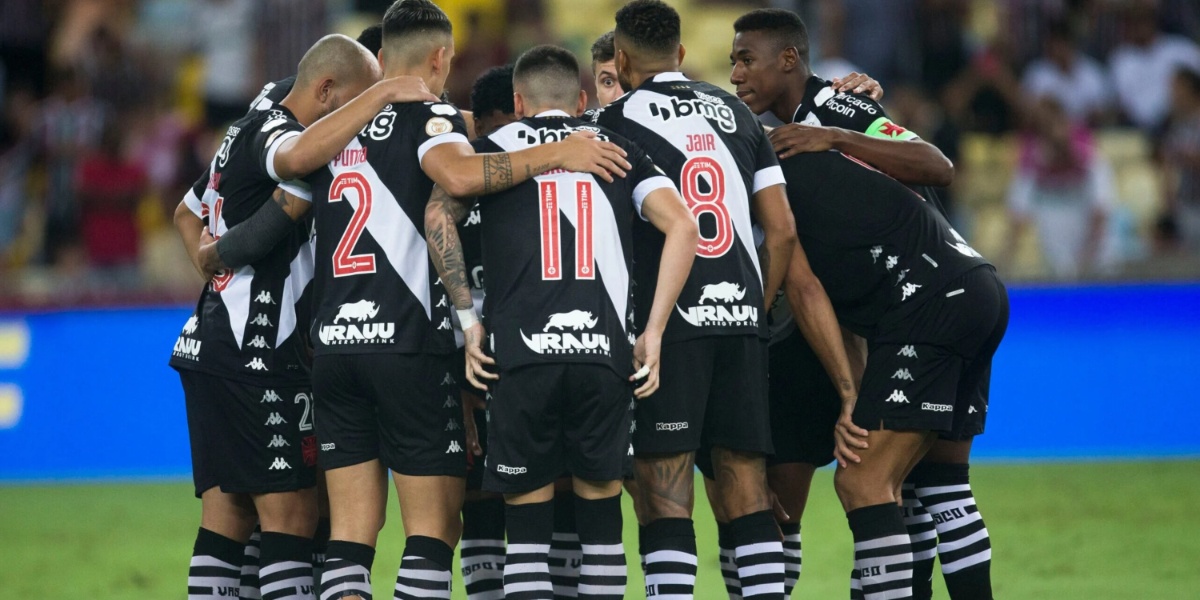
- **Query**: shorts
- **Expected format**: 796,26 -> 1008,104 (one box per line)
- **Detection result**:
312,353 -> 466,477
484,363 -> 632,494
765,328 -> 840,468
633,335 -> 771,458
854,266 -> 1009,439
180,370 -> 317,498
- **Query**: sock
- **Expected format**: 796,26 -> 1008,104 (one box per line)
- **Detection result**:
848,504 -> 913,600
258,532 -> 315,600
549,493 -> 582,598
574,495 -> 626,600
504,500 -> 555,599
461,498 -> 506,600
912,463 -> 993,600
901,481 -> 937,600
188,528 -> 244,600
320,540 -> 375,600
779,522 -> 801,596
641,518 -> 697,599
394,535 -> 453,600
312,518 -> 331,574
241,526 -> 263,599
729,511 -> 785,599
636,525 -> 647,582
716,522 -> 742,600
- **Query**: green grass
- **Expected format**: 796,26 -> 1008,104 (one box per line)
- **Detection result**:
2,461 -> 1198,599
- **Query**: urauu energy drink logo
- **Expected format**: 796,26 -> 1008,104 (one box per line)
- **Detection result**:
318,300 -> 396,345
520,310 -> 610,356
675,282 -> 758,327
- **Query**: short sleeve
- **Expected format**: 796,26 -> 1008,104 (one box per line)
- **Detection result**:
183,168 -> 210,219
626,142 -> 675,220
816,89 -> 921,141
752,127 -> 785,194
256,112 -> 307,182
415,103 -> 471,165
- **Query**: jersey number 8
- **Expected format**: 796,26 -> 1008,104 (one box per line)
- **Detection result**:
681,157 -> 732,258
538,179 -> 594,281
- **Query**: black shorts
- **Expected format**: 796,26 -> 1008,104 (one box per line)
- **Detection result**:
180,370 -> 317,498
484,363 -> 631,494
633,335 -> 771,458
312,353 -> 466,477
466,404 -> 489,491
854,267 -> 1009,439
765,328 -> 840,468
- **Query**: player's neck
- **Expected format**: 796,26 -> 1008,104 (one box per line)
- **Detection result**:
278,94 -> 318,128
772,72 -> 810,123
524,105 -> 573,118
383,67 -> 434,93
627,61 -> 681,90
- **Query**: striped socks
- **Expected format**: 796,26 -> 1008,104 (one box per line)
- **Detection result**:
641,518 -> 697,599
730,511 -> 785,599
779,522 -> 801,596
393,536 -> 453,599
242,526 -> 263,599
461,498 -> 506,600
188,528 -> 244,600
575,495 -> 626,600
550,493 -> 583,598
259,532 -> 315,600
504,500 -> 555,599
716,522 -> 742,599
901,481 -> 937,600
912,463 -> 993,600
848,504 -> 913,600
320,540 -> 375,600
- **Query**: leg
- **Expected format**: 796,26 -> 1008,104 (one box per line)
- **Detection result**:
702,472 -> 740,600
913,439 -> 993,600
767,462 -> 817,596
504,484 -> 558,600
321,461 -> 388,600
190,488 -> 257,600
572,478 -> 626,600
713,447 -> 784,600
241,524 -> 263,600
253,488 -> 319,600
549,479 -> 582,599
461,492 -> 506,600
634,452 -> 698,599
393,474 -> 466,599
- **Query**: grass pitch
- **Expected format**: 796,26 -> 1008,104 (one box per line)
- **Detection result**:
2,461 -> 1198,599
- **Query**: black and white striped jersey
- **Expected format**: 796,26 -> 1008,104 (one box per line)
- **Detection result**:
170,105 -> 316,385
247,76 -> 296,115
293,101 -> 467,356
474,111 -> 673,374
592,72 -> 784,343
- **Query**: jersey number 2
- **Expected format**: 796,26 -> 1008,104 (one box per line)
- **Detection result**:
681,157 -> 732,258
210,197 -> 233,292
329,173 -> 376,277
538,180 -> 594,281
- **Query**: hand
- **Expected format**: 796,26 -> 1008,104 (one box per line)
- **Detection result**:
631,331 -> 662,399
559,130 -> 631,183
769,123 -> 840,159
197,226 -> 225,280
378,76 -> 440,104
833,397 -> 870,468
461,390 -> 486,456
831,72 -> 884,101
770,488 -> 791,524
464,322 -> 498,391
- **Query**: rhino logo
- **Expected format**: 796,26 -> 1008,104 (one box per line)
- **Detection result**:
334,300 -> 380,323
543,310 -> 598,332
699,282 -> 746,304
182,315 -> 199,335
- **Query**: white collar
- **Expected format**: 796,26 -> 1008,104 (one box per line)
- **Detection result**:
651,72 -> 689,83
534,109 -> 572,118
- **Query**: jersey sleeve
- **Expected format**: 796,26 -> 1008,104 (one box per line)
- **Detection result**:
414,103 -> 471,165
257,112 -> 307,183
752,126 -> 786,194
816,89 -> 920,141
182,168 -> 210,219
625,141 -> 675,220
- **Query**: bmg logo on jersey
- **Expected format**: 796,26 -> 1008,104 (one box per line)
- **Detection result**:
675,282 -> 758,328
517,125 -> 609,146
520,310 -> 611,356
318,299 -> 396,346
648,92 -> 737,133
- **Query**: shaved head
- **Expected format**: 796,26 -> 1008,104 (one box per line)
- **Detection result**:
514,45 -> 581,109
382,0 -> 454,69
295,33 -> 380,90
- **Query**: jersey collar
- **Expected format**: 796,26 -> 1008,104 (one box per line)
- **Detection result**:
534,109 -> 573,118
791,75 -> 832,123
651,71 -> 689,83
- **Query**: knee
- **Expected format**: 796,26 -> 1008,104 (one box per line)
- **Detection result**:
834,468 -> 895,513
257,490 -> 319,536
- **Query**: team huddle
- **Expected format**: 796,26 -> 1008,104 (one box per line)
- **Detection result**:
170,2 -> 1008,600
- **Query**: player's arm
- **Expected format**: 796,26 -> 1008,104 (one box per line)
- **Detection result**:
752,183 -> 797,312
271,76 -> 438,181
421,131 -> 632,198
175,173 -> 210,280
636,185 -> 700,398
783,242 -> 867,467
196,187 -> 312,277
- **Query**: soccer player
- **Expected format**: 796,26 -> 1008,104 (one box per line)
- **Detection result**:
591,2 -> 852,598
730,10 -> 993,599
775,146 -> 1008,600
426,43 -> 698,600
171,34 -> 433,600
205,2 -> 633,598
590,31 -> 625,109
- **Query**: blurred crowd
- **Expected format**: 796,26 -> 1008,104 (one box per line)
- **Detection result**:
1,0 -> 1199,307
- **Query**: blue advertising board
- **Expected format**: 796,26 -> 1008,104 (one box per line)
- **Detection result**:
1,284 -> 1198,481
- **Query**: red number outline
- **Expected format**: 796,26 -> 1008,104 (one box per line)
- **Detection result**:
329,173 -> 376,277
538,180 -> 595,281
681,157 -> 732,258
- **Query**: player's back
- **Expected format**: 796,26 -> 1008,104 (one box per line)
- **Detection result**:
303,101 -> 469,356
594,73 -> 783,343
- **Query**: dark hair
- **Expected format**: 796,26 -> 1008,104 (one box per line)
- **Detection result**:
356,23 -> 384,55
382,0 -> 452,41
733,8 -> 810,63
614,0 -> 681,57
471,64 -> 516,117
1177,67 -> 1200,97
514,45 -> 580,83
591,31 -> 616,65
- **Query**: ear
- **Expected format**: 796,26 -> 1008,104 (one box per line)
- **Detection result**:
678,44 -> 687,67
376,49 -> 385,70
513,91 -> 527,119
781,47 -> 799,72
318,77 -> 335,103
575,89 -> 587,117
433,46 -> 446,75
616,49 -> 629,80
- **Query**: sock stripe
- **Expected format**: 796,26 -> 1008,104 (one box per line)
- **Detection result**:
940,548 -> 992,574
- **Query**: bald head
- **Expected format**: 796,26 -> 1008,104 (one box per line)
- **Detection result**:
296,34 -> 380,90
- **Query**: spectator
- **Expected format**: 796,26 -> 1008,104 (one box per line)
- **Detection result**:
76,119 -> 145,287
1109,4 -> 1200,133
1005,97 -> 1115,279
1022,19 -> 1114,126
1162,67 -> 1200,251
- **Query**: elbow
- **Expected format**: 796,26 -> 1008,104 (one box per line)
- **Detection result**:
676,217 -> 700,248
928,154 -> 955,188
441,174 -> 474,199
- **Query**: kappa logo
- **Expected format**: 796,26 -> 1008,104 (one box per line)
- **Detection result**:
885,256 -> 899,271
265,412 -> 287,426
246,335 -> 270,349
269,457 -> 291,470
921,402 -> 954,412
182,315 -> 199,335
320,300 -> 396,346
254,291 -> 275,304
445,419 -> 461,432
496,464 -> 527,475
249,313 -> 274,327
892,368 -> 914,381
261,390 -> 282,403
628,444 -> 634,456
647,92 -> 738,133
947,228 -> 983,258
886,390 -> 909,403
969,406 -> 978,414
522,311 -> 611,356
630,420 -> 637,434
444,395 -> 459,408
898,345 -> 918,358
437,318 -> 452,330
465,209 -> 481,226
901,283 -> 922,301
436,296 -> 448,308
267,435 -> 290,448
656,422 -> 688,432
897,269 -> 909,284
245,358 -> 268,371
441,373 -> 455,386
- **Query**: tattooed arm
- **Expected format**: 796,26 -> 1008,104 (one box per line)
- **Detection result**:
419,131 -> 632,198
424,185 -> 474,311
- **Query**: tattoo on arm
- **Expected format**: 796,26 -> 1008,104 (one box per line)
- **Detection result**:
525,162 -> 553,179
482,153 -> 513,194
426,187 -> 475,310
